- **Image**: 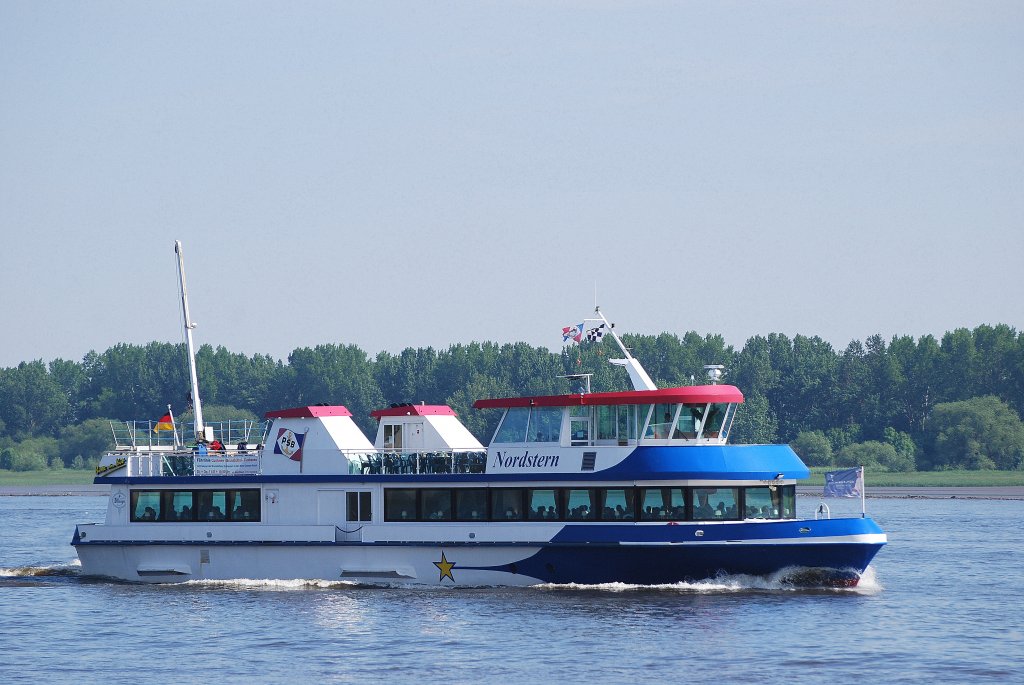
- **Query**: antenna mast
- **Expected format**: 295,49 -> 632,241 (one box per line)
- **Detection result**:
591,306 -> 657,391
175,241 -> 205,438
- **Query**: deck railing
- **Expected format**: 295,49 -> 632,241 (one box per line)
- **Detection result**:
107,448 -> 489,477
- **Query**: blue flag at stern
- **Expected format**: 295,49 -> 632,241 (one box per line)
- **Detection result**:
824,467 -> 864,498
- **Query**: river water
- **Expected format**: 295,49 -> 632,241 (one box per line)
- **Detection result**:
1,494 -> 1022,683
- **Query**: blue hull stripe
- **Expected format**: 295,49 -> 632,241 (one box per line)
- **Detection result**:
465,543 -> 884,584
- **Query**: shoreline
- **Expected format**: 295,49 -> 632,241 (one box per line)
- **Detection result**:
2,484 -> 1023,500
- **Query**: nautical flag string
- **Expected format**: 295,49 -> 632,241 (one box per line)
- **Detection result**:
585,323 -> 607,342
562,323 -> 584,345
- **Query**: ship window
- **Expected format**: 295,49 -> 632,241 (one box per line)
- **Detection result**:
347,491 -> 371,522
743,487 -> 781,519
130,490 -> 161,522
421,489 -> 452,521
599,488 -> 635,521
527,407 -> 562,443
674,404 -> 703,439
617,405 -> 638,443
645,404 -> 678,439
162,490 -> 193,521
196,490 -> 228,521
721,403 -> 738,441
227,490 -> 261,522
491,489 -> 524,520
595,406 -> 617,441
565,488 -> 596,520
384,489 -> 418,521
527,489 -> 559,520
383,424 -> 403,450
639,487 -> 687,521
780,485 -> 796,518
455,489 -> 488,521
493,408 -> 530,443
703,404 -> 728,438
692,487 -> 739,520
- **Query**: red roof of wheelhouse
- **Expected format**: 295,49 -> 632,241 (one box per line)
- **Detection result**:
472,385 -> 744,409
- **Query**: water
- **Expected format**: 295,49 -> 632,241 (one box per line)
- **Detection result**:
2,495 -> 1022,683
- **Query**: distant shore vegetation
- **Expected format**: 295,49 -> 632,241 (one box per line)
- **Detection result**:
1,324 -> 1022,475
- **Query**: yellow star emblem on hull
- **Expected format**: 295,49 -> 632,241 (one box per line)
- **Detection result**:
433,551 -> 456,583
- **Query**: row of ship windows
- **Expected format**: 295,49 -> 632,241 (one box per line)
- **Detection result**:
383,485 -> 797,523
492,403 -> 735,445
130,489 -> 262,523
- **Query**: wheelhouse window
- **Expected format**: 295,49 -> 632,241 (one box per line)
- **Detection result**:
617,405 -> 638,443
527,407 -> 562,443
493,408 -> 530,443
595,405 -> 617,442
527,488 -> 559,520
491,489 -> 524,520
640,487 -> 687,521
384,489 -> 417,521
702,403 -> 728,438
645,403 -> 678,439
674,404 -> 703,439
692,487 -> 739,520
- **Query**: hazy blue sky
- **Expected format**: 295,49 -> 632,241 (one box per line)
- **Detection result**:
2,1 -> 1021,368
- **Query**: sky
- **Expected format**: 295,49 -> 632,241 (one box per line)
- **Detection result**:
1,1 -> 1021,368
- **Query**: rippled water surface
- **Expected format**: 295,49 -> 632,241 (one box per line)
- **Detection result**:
2,495 -> 1022,683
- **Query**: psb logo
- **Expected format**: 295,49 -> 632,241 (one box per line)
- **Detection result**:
274,428 -> 305,461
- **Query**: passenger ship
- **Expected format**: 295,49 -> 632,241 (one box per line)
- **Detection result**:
73,244 -> 887,586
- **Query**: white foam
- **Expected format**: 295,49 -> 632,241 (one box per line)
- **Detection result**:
538,565 -> 883,594
178,577 -> 360,590
0,561 -> 81,578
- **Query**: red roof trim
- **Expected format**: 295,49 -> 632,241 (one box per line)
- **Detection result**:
370,405 -> 458,419
472,385 -> 744,409
264,406 -> 353,419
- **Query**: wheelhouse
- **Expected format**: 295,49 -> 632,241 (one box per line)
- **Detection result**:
474,385 -> 744,447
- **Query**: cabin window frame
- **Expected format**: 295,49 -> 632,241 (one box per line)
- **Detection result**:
492,407 -> 531,444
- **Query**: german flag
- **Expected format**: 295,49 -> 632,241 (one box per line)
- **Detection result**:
153,413 -> 174,433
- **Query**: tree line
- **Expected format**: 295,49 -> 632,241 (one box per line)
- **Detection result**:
1,324 -> 1022,472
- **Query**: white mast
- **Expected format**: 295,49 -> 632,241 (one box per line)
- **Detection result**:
590,307 -> 657,391
174,241 -> 205,439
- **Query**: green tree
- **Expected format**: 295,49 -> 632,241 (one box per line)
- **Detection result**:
790,430 -> 833,467
730,392 -> 778,444
924,396 -> 1024,470
0,361 -> 70,437
836,441 -> 899,471
883,427 -> 919,471
58,418 -> 115,467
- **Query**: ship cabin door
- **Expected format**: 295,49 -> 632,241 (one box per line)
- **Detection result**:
570,407 -> 592,446
405,422 -> 424,451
